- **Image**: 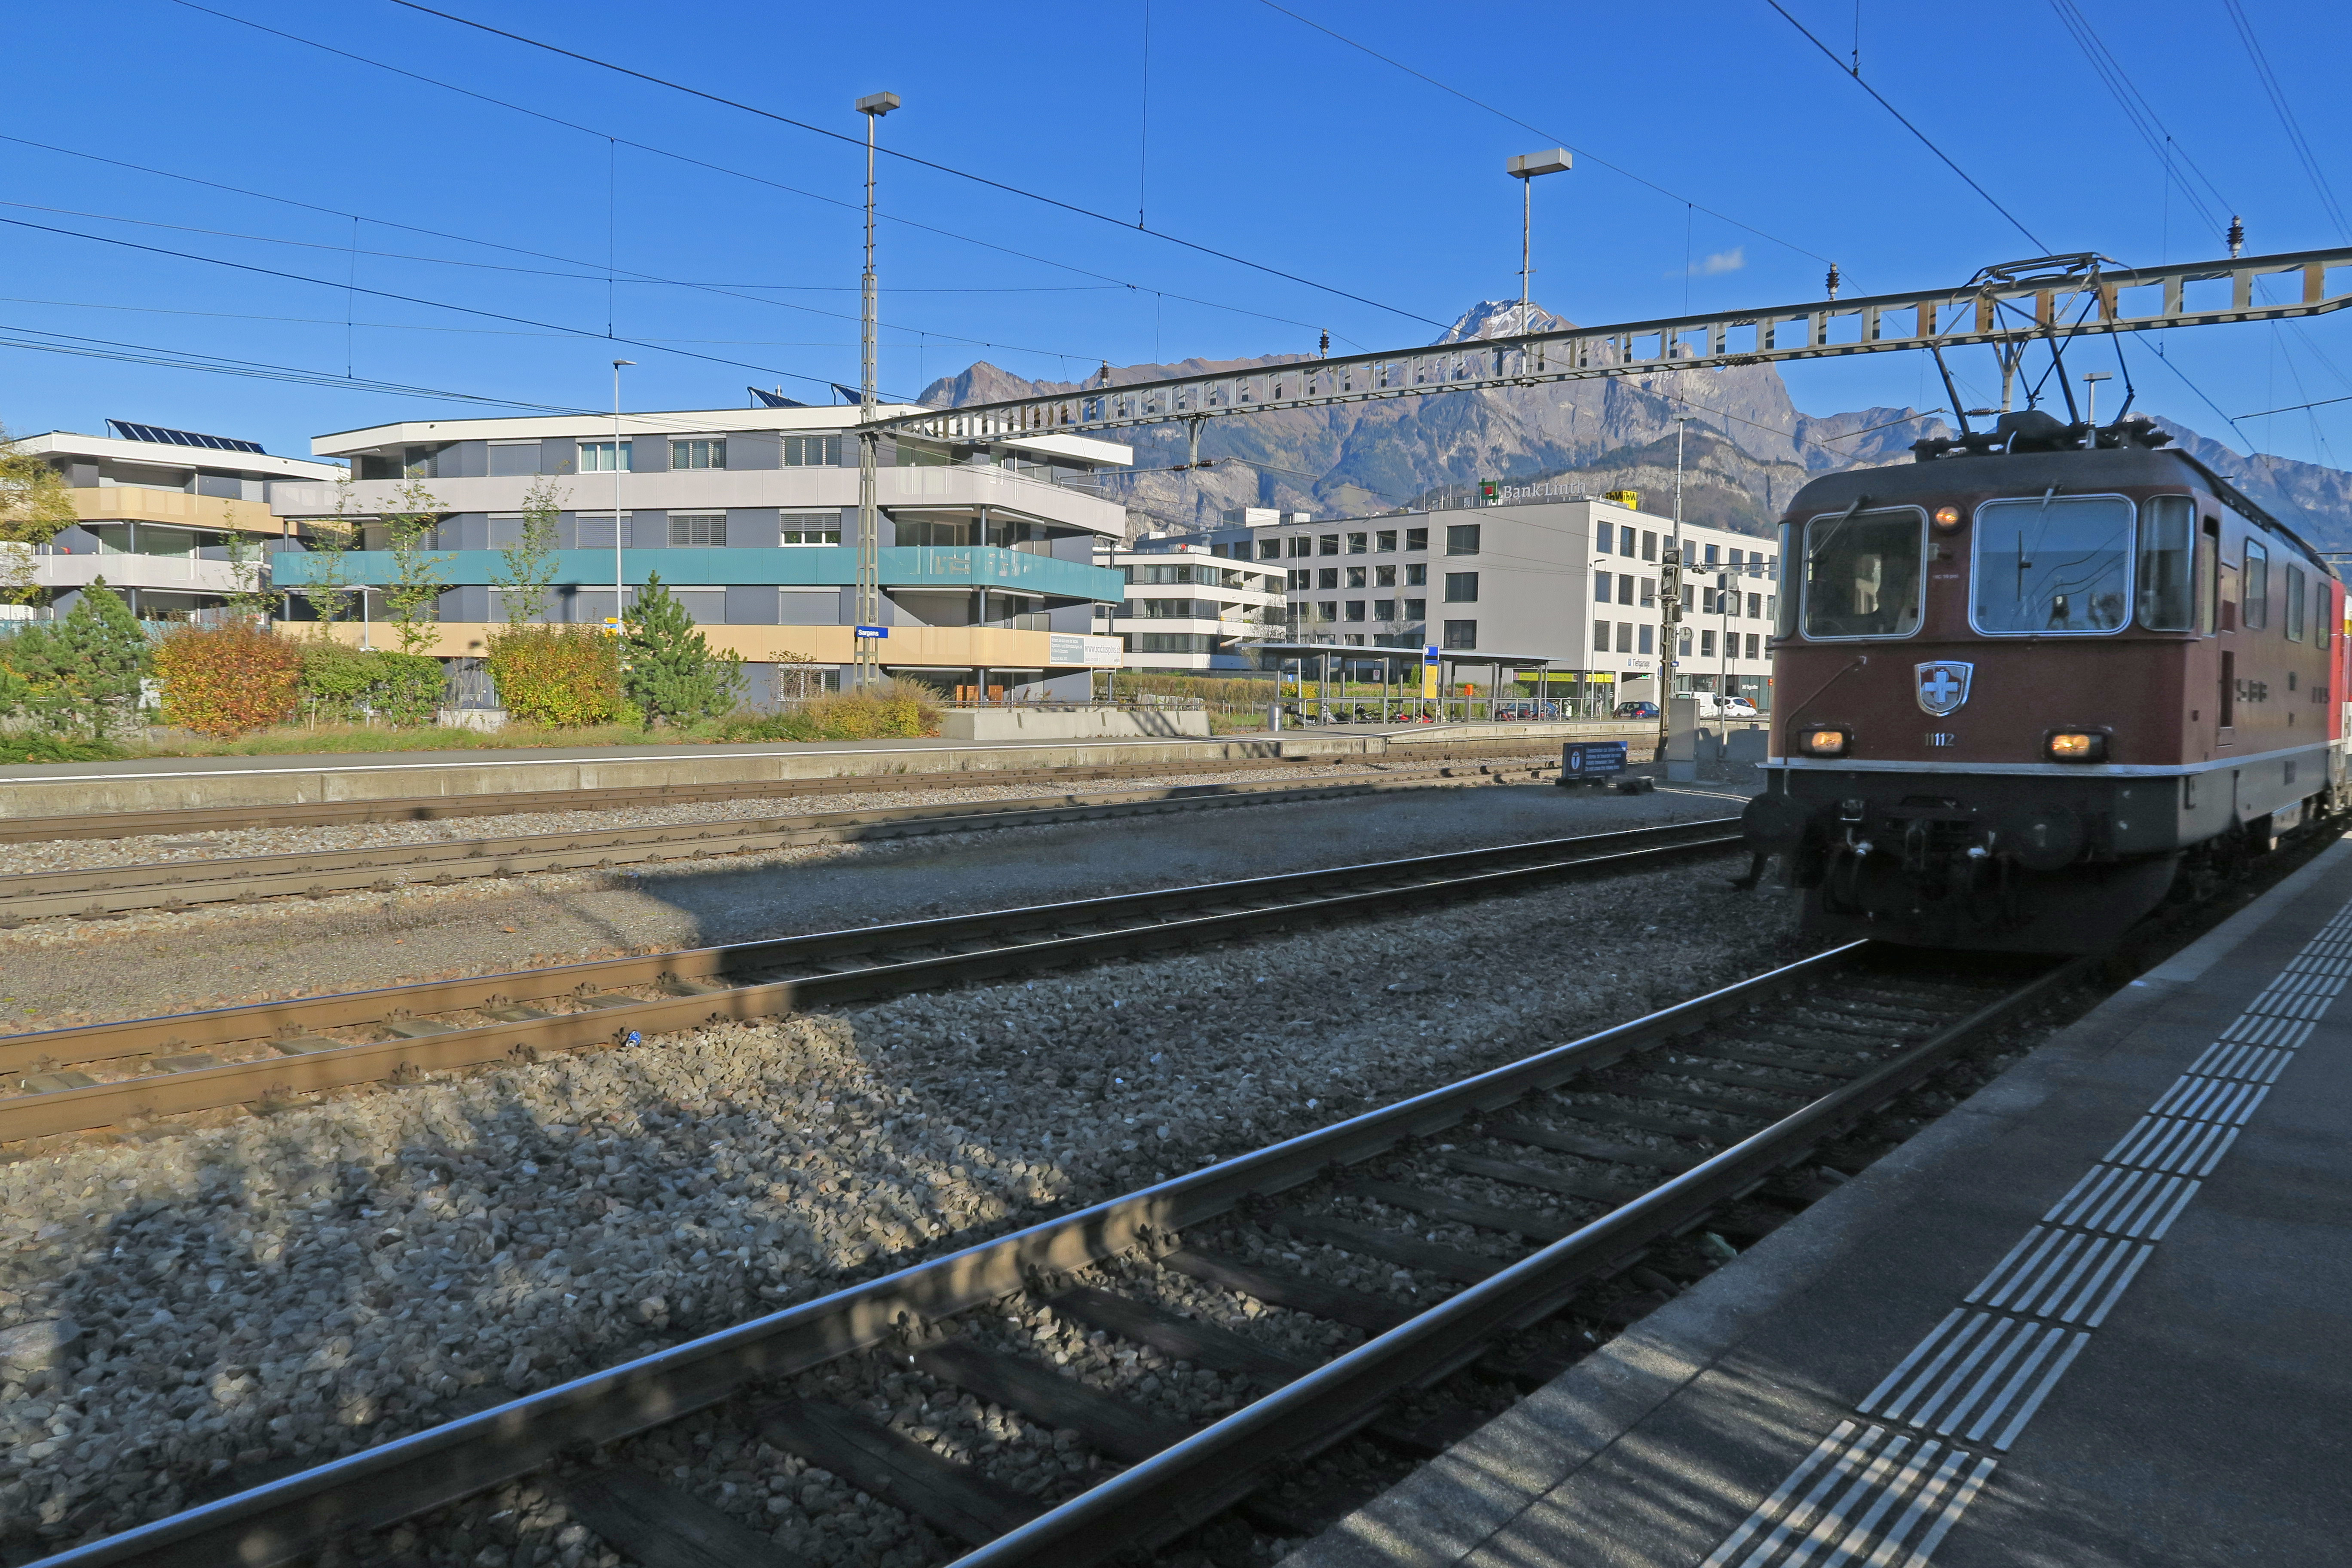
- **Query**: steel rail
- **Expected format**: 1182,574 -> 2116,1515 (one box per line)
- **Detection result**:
23,940 -> 1918,1568
0,762 -> 1552,923
0,742 -> 1609,844
0,819 -> 1743,1142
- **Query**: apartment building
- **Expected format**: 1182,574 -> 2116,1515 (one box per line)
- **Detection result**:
1173,495 -> 1780,708
268,404 -> 1132,701
1096,537 -> 1289,673
9,421 -> 342,620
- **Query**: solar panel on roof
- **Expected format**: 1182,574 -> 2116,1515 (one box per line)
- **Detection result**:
106,419 -> 266,454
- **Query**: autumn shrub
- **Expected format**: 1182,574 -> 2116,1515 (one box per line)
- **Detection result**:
724,677 -> 941,741
153,623 -> 303,738
487,625 -> 625,727
299,639 -> 447,727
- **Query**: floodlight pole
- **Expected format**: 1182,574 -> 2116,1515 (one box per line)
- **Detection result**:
1506,149 -> 1571,326
854,90 -> 900,690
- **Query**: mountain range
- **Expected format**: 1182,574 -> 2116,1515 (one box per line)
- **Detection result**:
918,301 -> 2352,555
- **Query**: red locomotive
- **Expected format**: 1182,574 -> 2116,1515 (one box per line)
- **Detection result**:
1743,408 -> 2347,952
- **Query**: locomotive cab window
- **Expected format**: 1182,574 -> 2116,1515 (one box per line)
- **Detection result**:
2136,495 -> 2196,631
1801,506 -> 1924,639
1972,493 -> 2132,635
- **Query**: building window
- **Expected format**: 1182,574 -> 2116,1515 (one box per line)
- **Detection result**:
1701,630 -> 1716,656
1405,563 -> 1427,587
1593,575 -> 1612,603
669,512 -> 726,547
1316,533 -> 1340,556
1257,539 -> 1282,560
1638,625 -> 1654,654
1344,634 -> 1366,646
1594,620 -> 1611,651
1348,532 -> 1369,554
1374,598 -> 1396,619
1405,527 -> 1428,551
1286,535 -> 1312,557
1376,529 -> 1397,551
671,439 -> 726,470
1288,568 -> 1310,591
780,512 -> 841,545
1341,566 -> 1363,589
1616,623 -> 1632,653
782,434 -> 843,466
1704,543 -> 1720,564
1312,567 -> 1335,590
1639,577 -> 1656,606
1642,530 -> 1658,562
1403,598 -> 1425,620
1444,572 -> 1479,603
579,440 -> 631,472
1678,628 -> 1692,655
1375,564 -> 1396,588
1748,592 -> 1762,619
1746,633 -> 1761,660
488,441 -> 540,477
1345,600 -> 1366,621
1445,524 -> 1481,555
1442,619 -> 1478,650
1619,529 -> 1637,558
1617,574 -> 1634,606
1317,600 -> 1338,622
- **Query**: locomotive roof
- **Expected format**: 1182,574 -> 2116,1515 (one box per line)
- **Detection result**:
1786,440 -> 2336,580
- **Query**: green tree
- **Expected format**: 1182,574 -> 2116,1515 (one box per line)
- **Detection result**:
218,500 -> 284,623
380,478 -> 453,655
0,579 -> 153,735
0,423 -> 80,605
299,473 -> 361,626
621,572 -> 742,725
493,476 -> 567,627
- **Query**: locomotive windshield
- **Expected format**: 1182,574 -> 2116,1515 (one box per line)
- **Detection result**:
1801,507 -> 1923,639
1972,493 -> 2132,634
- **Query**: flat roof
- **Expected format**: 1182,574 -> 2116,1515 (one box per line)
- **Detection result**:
17,429 -> 343,482
1225,640 -> 1567,665
312,408 -> 1132,469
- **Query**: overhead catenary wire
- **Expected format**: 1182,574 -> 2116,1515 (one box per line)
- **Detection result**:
363,0 -> 1448,330
2220,0 -> 2351,243
1762,0 -> 2048,253
1254,0 -> 1841,271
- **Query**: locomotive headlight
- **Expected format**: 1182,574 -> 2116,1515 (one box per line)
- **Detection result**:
1799,727 -> 1851,757
1932,505 -> 1963,530
2046,731 -> 2108,763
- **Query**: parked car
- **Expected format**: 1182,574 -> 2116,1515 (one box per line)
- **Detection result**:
1687,692 -> 1761,718
1614,700 -> 1661,719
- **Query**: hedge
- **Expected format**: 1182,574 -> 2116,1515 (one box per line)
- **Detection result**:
485,625 -> 624,727
154,624 -> 304,738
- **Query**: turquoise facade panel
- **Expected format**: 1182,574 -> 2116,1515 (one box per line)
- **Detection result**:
273,546 -> 1123,600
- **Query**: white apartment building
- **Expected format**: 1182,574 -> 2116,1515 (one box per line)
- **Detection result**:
1097,539 -> 1289,672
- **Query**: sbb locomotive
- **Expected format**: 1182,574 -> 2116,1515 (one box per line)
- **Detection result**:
1742,408 -> 2347,952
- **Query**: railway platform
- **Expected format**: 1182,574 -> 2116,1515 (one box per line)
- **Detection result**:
1292,837 -> 2352,1568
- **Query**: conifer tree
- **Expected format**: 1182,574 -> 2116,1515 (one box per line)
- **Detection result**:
1,579 -> 152,735
620,572 -> 742,725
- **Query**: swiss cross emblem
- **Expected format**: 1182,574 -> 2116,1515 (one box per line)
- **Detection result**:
1915,661 -> 1973,717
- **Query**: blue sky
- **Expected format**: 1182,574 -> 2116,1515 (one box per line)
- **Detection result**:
5,0 -> 2349,468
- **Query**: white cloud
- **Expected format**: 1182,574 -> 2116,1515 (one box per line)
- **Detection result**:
1693,247 -> 1746,276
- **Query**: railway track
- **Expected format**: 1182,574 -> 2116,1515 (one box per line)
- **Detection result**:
24,940 -> 2081,1568
0,816 -> 1742,1143
0,759 -> 1563,925
0,744 -> 1599,844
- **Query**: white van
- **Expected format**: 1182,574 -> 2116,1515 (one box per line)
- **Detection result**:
1689,692 -> 1760,719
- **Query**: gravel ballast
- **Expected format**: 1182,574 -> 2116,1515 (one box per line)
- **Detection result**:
0,854 -> 1805,1565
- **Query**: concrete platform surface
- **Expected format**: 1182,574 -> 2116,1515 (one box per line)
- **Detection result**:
0,721 -> 1638,818
1290,838 -> 2352,1568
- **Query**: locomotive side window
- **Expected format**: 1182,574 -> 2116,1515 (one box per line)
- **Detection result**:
2243,539 -> 2269,630
1801,507 -> 1923,640
2199,518 -> 2219,634
1774,522 -> 1798,637
2135,495 -> 2196,631
2285,566 -> 2307,642
1972,493 -> 2133,635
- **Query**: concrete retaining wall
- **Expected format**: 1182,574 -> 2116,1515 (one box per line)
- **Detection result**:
937,707 -> 1213,741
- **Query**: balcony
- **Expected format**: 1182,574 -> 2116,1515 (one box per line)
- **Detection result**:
8,542 -> 253,595
271,546 -> 1126,603
302,620 -> 1094,668
271,462 -> 1125,537
71,488 -> 284,535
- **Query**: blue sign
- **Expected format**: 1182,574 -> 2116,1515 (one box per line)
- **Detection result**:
1561,741 -> 1628,776
1424,644 -> 1442,667
853,625 -> 890,639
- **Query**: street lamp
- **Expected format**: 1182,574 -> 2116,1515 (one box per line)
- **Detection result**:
611,358 -> 634,634
1506,149 -> 1571,323
853,89 -> 900,690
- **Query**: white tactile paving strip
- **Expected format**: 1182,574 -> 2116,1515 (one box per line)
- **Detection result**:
1700,899 -> 2352,1568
